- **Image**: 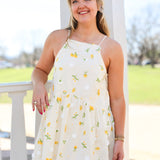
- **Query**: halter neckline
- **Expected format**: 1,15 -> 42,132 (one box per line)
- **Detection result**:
67,38 -> 102,48
67,29 -> 107,47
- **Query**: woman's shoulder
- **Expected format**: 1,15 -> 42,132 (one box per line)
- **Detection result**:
47,28 -> 69,42
103,36 -> 123,57
44,29 -> 69,54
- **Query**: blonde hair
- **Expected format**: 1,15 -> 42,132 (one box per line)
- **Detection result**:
67,0 -> 110,36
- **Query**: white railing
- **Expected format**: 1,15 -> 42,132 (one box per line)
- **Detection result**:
0,81 -> 52,160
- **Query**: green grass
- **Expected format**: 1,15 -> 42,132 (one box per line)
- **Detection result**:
0,67 -> 53,103
128,65 -> 160,105
0,66 -> 160,105
0,67 -> 53,83
0,68 -> 34,83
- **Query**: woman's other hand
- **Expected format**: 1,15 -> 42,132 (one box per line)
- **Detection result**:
112,141 -> 124,160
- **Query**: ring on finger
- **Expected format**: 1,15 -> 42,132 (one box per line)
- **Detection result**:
33,101 -> 38,105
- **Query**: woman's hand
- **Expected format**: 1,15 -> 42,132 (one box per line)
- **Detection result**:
32,82 -> 49,115
112,140 -> 124,160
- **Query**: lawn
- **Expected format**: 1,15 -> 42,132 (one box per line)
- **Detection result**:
0,67 -> 53,83
128,65 -> 160,105
0,65 -> 160,105
0,67 -> 54,103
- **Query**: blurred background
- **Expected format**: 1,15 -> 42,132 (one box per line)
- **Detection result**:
0,0 -> 160,159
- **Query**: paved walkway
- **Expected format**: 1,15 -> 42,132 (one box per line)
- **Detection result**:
0,103 -> 160,159
129,104 -> 160,160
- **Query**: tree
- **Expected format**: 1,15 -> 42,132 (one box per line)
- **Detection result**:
127,5 -> 160,67
138,34 -> 160,67
32,47 -> 42,67
11,46 -> 42,67
126,18 -> 142,65
0,45 -> 7,60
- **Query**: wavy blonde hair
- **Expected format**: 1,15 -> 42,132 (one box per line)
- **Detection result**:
67,0 -> 110,36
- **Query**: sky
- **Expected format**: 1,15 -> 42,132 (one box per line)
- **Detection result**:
0,0 -> 160,58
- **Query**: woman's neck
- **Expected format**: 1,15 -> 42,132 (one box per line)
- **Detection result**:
71,22 -> 101,41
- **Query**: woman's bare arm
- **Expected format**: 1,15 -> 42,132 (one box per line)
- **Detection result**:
107,41 -> 126,137
31,32 -> 55,85
105,40 -> 125,160
31,32 -> 55,114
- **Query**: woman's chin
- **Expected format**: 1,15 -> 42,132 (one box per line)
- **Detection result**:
77,19 -> 93,25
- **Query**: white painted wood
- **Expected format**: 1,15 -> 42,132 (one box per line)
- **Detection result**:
0,147 -> 1,160
60,0 -> 70,29
0,81 -> 32,93
104,1 -> 129,160
0,81 -> 52,159
8,91 -> 27,160
0,81 -> 52,93
60,0 -> 129,159
35,110 -> 42,139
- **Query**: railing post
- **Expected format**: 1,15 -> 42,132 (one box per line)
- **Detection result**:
0,147 -> 1,160
8,91 -> 27,160
35,111 -> 41,139
0,81 -> 52,159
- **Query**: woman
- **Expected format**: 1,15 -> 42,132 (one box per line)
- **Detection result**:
32,0 -> 126,160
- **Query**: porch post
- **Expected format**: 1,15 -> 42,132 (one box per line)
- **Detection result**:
104,1 -> 129,159
60,0 -> 70,29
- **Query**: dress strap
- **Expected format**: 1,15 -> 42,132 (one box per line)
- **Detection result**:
67,29 -> 71,39
98,35 -> 107,46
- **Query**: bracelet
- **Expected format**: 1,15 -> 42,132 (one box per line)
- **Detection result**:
115,136 -> 125,142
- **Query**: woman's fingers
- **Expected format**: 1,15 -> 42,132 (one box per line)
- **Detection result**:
32,97 -> 42,114
45,92 -> 49,106
32,98 -> 40,111
32,99 -> 35,111
118,153 -> 124,160
32,95 -> 49,115
112,150 -> 124,160
32,86 -> 49,115
36,98 -> 42,114
112,153 -> 118,160
41,98 -> 46,113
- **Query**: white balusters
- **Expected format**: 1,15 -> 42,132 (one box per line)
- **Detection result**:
0,81 -> 52,160
8,91 -> 27,160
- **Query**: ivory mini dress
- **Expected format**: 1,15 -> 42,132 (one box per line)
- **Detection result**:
32,32 -> 115,160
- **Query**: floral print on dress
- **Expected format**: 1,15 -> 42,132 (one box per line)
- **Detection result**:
32,37 -> 115,160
